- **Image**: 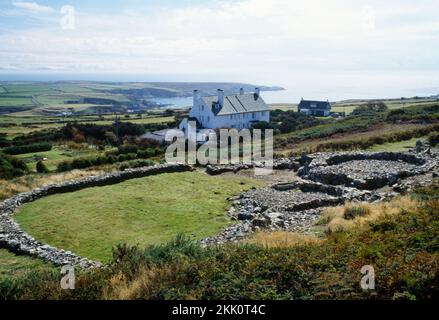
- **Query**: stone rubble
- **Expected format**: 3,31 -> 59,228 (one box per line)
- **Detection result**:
201,150 -> 438,245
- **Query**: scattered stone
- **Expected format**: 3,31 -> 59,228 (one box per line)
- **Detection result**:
201,151 -> 438,245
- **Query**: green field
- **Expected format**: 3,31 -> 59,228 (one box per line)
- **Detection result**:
16,171 -> 265,262
15,145 -> 110,171
0,114 -> 175,138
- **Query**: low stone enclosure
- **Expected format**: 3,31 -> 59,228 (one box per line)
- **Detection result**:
202,150 -> 438,245
0,150 -> 437,268
0,164 -> 192,269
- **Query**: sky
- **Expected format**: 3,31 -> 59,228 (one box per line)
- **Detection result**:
0,0 -> 439,100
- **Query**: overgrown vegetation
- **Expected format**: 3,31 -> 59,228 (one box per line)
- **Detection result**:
299,123 -> 439,154
3,142 -> 52,155
1,183 -> 437,300
253,109 -> 325,134
387,104 -> 439,122
0,153 -> 28,179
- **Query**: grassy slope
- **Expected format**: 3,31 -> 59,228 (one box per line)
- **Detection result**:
367,136 -> 427,152
16,171 -> 264,262
100,183 -> 438,300
276,123 -> 425,155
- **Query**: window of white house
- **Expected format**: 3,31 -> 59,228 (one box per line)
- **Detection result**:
207,116 -> 210,122
201,105 -> 204,111
252,112 -> 256,119
230,115 -> 233,120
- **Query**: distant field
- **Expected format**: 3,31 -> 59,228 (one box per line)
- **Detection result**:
16,171 -> 265,261
270,99 -> 439,115
0,96 -> 34,106
15,145 -> 109,171
0,82 -> 133,116
0,114 -> 175,138
367,136 -> 427,152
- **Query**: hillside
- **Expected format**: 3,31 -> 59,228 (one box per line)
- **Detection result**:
0,81 -> 283,116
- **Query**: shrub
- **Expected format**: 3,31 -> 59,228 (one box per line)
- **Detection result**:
57,161 -> 72,172
0,153 -> 28,179
36,161 -> 49,173
3,143 -> 52,155
352,102 -> 388,115
117,144 -> 138,155
428,132 -> 439,146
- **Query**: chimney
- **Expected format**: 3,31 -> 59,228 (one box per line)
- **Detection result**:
193,90 -> 200,105
217,89 -> 224,107
255,87 -> 260,98
240,88 -> 244,95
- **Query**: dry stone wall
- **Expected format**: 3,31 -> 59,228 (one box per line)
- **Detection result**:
202,150 -> 438,245
0,164 -> 192,269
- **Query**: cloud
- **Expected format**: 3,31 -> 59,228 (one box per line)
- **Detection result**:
12,1 -> 55,14
0,0 -> 438,91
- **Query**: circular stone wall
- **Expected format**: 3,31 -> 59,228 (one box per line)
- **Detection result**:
301,152 -> 436,190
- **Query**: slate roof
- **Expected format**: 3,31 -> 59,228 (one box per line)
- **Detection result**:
298,100 -> 331,110
202,93 -> 269,116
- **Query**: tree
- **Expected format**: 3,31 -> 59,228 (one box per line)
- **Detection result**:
352,102 -> 388,115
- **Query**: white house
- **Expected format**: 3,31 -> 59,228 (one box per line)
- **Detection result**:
179,88 -> 270,137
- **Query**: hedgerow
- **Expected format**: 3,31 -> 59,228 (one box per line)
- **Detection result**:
3,143 -> 52,155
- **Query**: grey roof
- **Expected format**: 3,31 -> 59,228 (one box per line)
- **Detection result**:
202,93 -> 269,116
298,100 -> 331,110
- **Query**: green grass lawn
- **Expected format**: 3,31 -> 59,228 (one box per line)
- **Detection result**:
0,249 -> 52,281
16,171 -> 265,262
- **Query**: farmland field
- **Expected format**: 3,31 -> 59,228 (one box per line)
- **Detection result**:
16,171 -> 265,261
15,145 -> 110,171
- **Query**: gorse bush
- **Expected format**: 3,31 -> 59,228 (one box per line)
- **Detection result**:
36,161 -> 49,173
56,148 -> 162,172
258,109 -> 325,134
277,112 -> 387,149
0,153 -> 28,179
428,132 -> 439,146
387,104 -> 439,123
351,102 -> 388,115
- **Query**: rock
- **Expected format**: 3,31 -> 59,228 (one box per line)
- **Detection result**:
263,212 -> 284,221
237,211 -> 253,220
252,218 -> 270,228
201,151 -> 438,247
253,206 -> 262,213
